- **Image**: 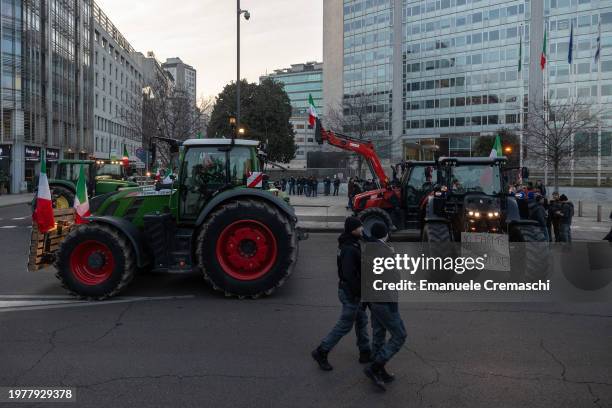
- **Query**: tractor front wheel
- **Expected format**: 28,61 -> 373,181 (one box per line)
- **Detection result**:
196,199 -> 297,298
509,224 -> 549,282
51,186 -> 75,209
358,207 -> 395,237
55,224 -> 135,299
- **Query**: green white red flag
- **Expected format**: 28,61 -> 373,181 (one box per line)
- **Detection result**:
122,145 -> 129,167
308,94 -> 318,127
74,164 -> 91,224
32,150 -> 55,233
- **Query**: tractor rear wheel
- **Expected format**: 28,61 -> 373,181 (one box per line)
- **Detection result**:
55,224 -> 135,300
51,186 -> 75,209
196,199 -> 297,298
509,224 -> 549,282
358,208 -> 395,237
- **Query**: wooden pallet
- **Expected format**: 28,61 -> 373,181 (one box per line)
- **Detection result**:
27,208 -> 76,272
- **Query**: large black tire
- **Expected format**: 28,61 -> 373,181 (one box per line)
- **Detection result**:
196,199 -> 298,298
51,186 -> 75,209
421,222 -> 452,242
509,224 -> 549,282
55,224 -> 135,300
358,207 -> 395,237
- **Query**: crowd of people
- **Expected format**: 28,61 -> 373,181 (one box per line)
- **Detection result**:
347,178 -> 378,209
511,180 -> 575,242
274,176 -> 342,197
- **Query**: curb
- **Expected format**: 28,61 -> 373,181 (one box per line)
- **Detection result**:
0,200 -> 32,209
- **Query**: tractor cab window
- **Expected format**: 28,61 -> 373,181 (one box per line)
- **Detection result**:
449,165 -> 501,195
180,147 -> 227,219
96,162 -> 124,180
229,146 -> 260,186
404,165 -> 437,206
58,163 -> 90,183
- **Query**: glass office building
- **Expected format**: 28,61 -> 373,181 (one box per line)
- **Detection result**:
0,0 -> 94,193
261,62 -> 323,168
328,0 -> 612,182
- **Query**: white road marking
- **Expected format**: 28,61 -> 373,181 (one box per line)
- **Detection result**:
0,225 -> 17,229
11,217 -> 27,220
0,295 -> 196,313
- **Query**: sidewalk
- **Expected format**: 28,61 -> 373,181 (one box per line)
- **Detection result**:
0,193 -> 33,208
290,192 -> 611,240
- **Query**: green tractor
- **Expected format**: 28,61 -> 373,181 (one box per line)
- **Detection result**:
44,159 -> 138,209
50,138 -> 302,299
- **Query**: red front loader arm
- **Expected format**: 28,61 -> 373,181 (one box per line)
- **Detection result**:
314,118 -> 389,188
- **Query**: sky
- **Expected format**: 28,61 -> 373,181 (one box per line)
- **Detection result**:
96,0 -> 323,99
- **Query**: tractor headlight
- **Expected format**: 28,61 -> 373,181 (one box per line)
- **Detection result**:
468,211 -> 474,216
474,212 -> 481,218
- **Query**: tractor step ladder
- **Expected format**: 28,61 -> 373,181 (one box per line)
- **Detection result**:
27,208 -> 75,272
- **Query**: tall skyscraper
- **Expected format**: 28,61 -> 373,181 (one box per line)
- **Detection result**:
324,0 -> 612,181
162,57 -> 197,108
260,62 -> 323,168
0,0 -> 94,193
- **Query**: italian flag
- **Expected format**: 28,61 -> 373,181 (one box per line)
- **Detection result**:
74,164 -> 91,224
489,135 -> 503,158
32,150 -> 55,233
122,145 -> 129,167
540,27 -> 547,70
308,93 -> 318,127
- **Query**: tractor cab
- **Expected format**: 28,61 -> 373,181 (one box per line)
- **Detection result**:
400,161 -> 437,229
178,139 -> 260,221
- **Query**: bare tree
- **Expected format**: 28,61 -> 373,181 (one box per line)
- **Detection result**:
324,92 -> 388,175
121,72 -> 213,168
524,97 -> 602,192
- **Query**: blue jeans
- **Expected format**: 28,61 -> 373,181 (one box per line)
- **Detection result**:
320,288 -> 370,353
369,303 -> 407,365
559,223 -> 572,243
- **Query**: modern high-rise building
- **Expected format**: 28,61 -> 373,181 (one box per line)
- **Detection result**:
0,0 -> 94,193
162,57 -> 197,108
92,3 -> 143,161
324,0 -> 612,181
260,62 -> 323,168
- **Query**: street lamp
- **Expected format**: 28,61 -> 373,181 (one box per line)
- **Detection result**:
504,146 -> 513,155
236,1 -> 250,138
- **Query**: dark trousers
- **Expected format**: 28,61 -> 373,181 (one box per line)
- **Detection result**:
559,223 -> 572,243
369,303 -> 407,365
320,288 -> 370,353
333,186 -> 339,196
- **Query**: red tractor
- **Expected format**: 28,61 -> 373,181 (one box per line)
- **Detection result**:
314,119 -> 436,235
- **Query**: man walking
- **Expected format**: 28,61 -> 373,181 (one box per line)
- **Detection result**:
364,222 -> 407,391
311,217 -> 372,371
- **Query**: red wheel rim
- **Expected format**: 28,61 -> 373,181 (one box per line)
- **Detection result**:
215,220 -> 278,281
69,240 -> 115,285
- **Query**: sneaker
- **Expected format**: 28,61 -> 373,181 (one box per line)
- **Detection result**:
364,364 -> 386,391
379,366 -> 395,383
311,347 -> 333,371
359,351 -> 373,364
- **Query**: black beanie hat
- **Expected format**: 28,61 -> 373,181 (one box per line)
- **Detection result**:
370,222 -> 388,240
344,216 -> 362,233
560,194 -> 568,201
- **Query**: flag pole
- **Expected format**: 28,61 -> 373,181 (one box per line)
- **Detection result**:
543,20 -> 549,188
596,21 -> 602,187
569,22 -> 575,187
519,24 -> 524,169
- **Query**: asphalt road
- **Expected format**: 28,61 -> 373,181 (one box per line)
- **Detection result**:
0,204 -> 611,408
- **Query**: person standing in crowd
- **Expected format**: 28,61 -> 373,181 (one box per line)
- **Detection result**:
529,194 -> 549,242
535,180 -> 547,197
281,178 -> 287,192
288,176 -> 295,195
333,176 -> 340,196
324,176 -> 331,196
305,177 -> 311,197
347,178 -> 354,210
558,194 -> 574,242
364,222 -> 407,391
311,217 -> 371,371
312,176 -> 319,198
548,192 -> 562,242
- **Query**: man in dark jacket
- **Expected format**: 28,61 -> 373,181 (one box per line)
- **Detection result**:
312,217 -> 371,371
559,194 -> 574,242
528,194 -> 549,242
364,222 -> 407,391
548,192 -> 562,241
333,176 -> 340,196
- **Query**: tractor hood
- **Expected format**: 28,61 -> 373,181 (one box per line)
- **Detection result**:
92,185 -> 177,227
